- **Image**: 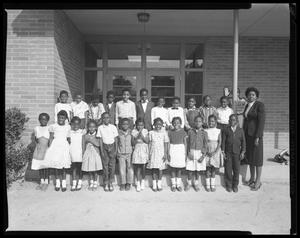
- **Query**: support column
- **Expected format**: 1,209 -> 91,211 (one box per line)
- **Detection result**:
232,9 -> 239,112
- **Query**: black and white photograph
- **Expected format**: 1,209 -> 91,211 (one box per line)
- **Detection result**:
3,2 -> 296,234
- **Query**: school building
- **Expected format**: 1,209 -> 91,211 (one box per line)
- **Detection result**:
5,4 -> 290,156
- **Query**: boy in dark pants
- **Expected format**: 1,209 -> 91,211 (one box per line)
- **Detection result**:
97,112 -> 118,192
221,114 -> 246,193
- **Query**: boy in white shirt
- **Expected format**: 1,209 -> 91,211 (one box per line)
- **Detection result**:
88,95 -> 105,126
70,92 -> 89,129
216,96 -> 234,132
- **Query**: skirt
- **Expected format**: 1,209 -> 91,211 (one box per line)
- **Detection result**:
132,143 -> 149,164
186,149 -> 206,171
147,143 -> 167,170
42,138 -> 71,169
205,141 -> 223,168
244,135 -> 263,166
70,142 -> 83,163
31,137 -> 49,170
169,144 -> 186,168
82,143 -> 103,172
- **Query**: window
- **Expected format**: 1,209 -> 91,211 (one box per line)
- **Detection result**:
112,75 -> 137,102
185,44 -> 204,69
108,43 -> 141,68
150,76 -> 175,107
146,43 -> 180,68
185,72 -> 203,108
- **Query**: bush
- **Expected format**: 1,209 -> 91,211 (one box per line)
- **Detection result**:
5,108 -> 32,187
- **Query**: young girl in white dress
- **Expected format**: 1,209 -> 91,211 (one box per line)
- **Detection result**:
132,119 -> 149,192
42,110 -> 71,192
82,120 -> 103,191
168,117 -> 187,192
31,113 -> 50,191
148,118 -> 169,192
204,114 -> 223,192
70,116 -> 85,191
54,90 -> 72,124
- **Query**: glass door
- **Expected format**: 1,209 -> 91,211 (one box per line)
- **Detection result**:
146,70 -> 180,108
107,71 -> 142,103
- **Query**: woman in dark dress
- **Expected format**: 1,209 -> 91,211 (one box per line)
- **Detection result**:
242,87 -> 265,191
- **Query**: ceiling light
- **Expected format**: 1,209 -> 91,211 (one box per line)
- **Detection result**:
128,55 -> 160,62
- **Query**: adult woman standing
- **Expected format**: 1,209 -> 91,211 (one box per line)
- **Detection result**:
243,87 -> 265,191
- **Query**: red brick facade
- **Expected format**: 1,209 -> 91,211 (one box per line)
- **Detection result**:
5,10 -> 289,154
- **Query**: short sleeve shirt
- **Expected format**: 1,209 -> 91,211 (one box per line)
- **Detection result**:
71,101 -> 89,119
96,124 -> 118,144
168,128 -> 187,145
34,126 -> 50,139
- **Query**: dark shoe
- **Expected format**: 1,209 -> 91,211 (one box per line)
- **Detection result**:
157,187 -> 162,192
226,187 -> 232,192
171,185 -> 176,192
125,184 -> 131,191
109,184 -> 114,192
104,184 -> 109,192
211,186 -> 216,192
120,184 -> 125,191
55,186 -> 60,192
184,184 -> 191,192
233,187 -> 238,193
176,186 -> 183,192
244,180 -> 255,187
71,186 -> 76,192
61,187 -> 67,192
205,186 -> 210,192
251,182 -> 262,191
193,184 -> 200,192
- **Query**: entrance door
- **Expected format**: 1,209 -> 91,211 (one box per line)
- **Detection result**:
107,71 -> 142,103
146,70 -> 180,108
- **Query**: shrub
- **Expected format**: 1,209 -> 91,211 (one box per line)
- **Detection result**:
5,108 -> 32,187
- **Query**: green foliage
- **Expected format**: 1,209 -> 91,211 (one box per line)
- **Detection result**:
5,108 -> 31,187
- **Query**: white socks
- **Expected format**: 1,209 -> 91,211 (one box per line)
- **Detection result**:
72,180 -> 77,189
93,180 -> 98,188
157,180 -> 162,190
171,178 -> 176,187
205,178 -> 210,188
187,179 -> 192,186
210,178 -> 216,188
40,178 -> 45,184
56,179 -> 60,188
176,178 -> 182,188
44,178 -> 49,184
77,179 -> 82,187
136,181 -> 141,192
153,180 -> 157,190
140,179 -> 145,190
61,180 -> 66,188
194,179 -> 199,186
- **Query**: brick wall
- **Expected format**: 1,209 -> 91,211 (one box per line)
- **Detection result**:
205,36 -> 289,153
5,10 -> 84,143
5,10 -> 56,142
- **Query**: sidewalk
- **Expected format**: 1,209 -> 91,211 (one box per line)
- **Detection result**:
6,160 -> 290,234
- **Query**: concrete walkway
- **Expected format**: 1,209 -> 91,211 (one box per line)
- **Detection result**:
6,159 -> 290,234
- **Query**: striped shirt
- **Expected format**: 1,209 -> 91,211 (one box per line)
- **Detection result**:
198,105 -> 218,125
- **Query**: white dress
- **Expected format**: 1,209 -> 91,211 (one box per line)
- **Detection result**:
31,126 -> 50,170
42,123 -> 71,169
69,129 -> 85,163
151,106 -> 169,128
204,127 -> 223,168
131,129 -> 149,164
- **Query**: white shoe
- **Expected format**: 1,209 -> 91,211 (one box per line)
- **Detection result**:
136,181 -> 141,192
141,179 -> 145,190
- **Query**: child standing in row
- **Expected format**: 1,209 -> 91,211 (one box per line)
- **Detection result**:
199,95 -> 218,129
43,110 -> 71,192
167,97 -> 186,130
216,96 -> 234,132
148,118 -> 169,192
151,97 -> 169,130
82,120 -> 103,191
168,117 -> 187,192
88,95 -> 105,126
136,88 -> 154,131
98,112 -> 118,192
184,97 -> 201,130
185,116 -> 208,192
70,92 -> 89,129
117,118 -> 134,191
69,117 -> 85,191
31,113 -> 50,191
55,90 -> 72,124
132,119 -> 149,192
205,115 -> 223,192
116,89 -> 136,130
104,91 -> 116,125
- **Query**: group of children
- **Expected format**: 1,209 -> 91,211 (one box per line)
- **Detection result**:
32,88 -> 246,193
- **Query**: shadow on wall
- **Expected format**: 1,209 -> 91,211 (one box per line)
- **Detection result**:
11,10 -> 83,102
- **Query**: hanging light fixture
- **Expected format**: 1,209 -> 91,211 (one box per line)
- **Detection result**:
137,12 -> 150,23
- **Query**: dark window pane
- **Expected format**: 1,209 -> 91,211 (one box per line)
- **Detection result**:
111,75 -> 137,102
185,44 -> 204,69
185,72 -> 203,94
185,95 -> 203,108
85,71 -> 97,94
152,87 -> 175,97
108,43 -> 141,68
151,76 -> 175,86
85,43 -> 103,67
